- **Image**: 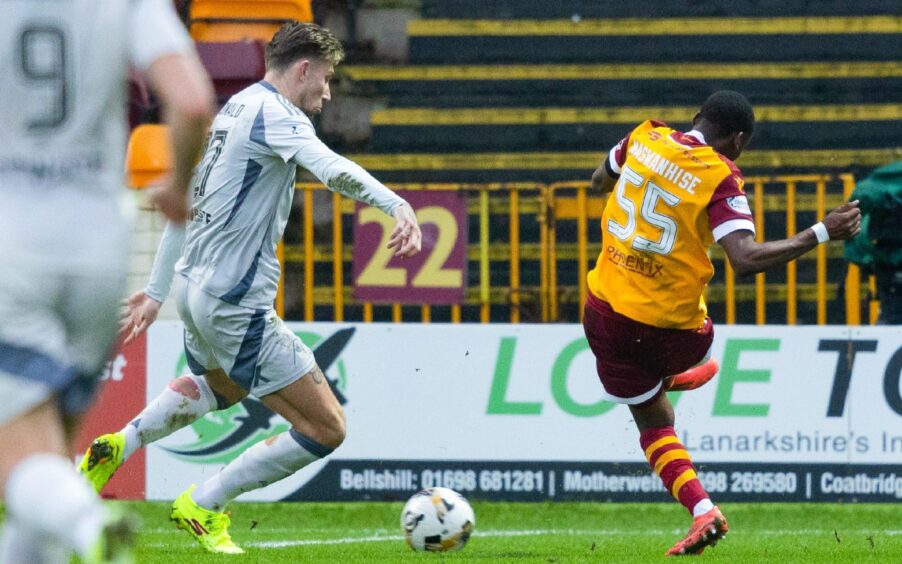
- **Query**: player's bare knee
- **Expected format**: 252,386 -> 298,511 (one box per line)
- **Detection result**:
168,376 -> 201,400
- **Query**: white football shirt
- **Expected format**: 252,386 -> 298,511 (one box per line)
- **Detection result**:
147,80 -> 406,309
0,0 -> 192,269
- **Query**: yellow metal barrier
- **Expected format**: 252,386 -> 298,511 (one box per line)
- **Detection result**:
785,179 -> 797,324
282,182 -> 545,323
279,176 -> 874,324
753,179 -> 766,324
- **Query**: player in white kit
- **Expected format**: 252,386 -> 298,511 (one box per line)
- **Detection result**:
79,22 -> 422,554
0,1 -> 214,562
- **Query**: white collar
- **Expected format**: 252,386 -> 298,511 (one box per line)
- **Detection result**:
685,129 -> 707,145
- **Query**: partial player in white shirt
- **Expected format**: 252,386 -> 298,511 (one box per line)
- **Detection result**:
0,1 -> 215,563
79,22 -> 422,555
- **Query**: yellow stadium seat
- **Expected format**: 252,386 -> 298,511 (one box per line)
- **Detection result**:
189,0 -> 312,42
190,21 -> 282,43
190,0 -> 312,21
125,124 -> 172,189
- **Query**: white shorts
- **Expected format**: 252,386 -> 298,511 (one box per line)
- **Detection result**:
174,276 -> 316,397
0,259 -> 126,425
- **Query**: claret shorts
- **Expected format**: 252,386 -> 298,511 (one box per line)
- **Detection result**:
582,293 -> 713,407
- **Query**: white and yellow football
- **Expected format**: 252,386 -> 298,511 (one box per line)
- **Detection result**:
400,487 -> 475,552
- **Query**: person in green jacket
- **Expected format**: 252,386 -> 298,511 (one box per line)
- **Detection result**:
845,161 -> 902,324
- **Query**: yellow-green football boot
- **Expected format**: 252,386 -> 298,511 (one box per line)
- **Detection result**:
78,433 -> 126,493
170,485 -> 244,554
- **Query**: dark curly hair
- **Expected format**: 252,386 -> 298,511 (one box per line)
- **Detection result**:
265,22 -> 344,71
697,90 -> 755,138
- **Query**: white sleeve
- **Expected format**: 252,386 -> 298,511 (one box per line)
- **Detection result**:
144,222 -> 186,303
287,121 -> 406,215
129,0 -> 194,71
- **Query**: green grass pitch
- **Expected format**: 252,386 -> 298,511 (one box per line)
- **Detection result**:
117,501 -> 902,562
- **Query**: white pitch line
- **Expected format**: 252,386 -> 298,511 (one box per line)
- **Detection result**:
243,528 -> 902,549
143,529 -> 654,549
143,528 -> 902,549
250,534 -> 397,548
247,530 -> 647,548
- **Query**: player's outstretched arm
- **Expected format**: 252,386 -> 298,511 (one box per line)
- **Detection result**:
120,221 -> 186,344
289,128 -> 422,256
720,200 -> 861,276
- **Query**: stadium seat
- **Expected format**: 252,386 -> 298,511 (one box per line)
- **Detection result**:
189,0 -> 313,42
196,40 -> 266,102
190,21 -> 281,42
125,124 -> 172,189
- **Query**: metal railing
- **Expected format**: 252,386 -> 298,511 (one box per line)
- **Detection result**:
277,175 -> 878,324
279,182 -> 546,323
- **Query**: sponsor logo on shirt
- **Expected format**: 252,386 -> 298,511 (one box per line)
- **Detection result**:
726,196 -> 751,215
190,207 -> 213,224
606,246 -> 664,278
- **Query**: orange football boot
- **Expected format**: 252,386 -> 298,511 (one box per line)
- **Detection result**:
665,358 -> 719,392
666,506 -> 729,556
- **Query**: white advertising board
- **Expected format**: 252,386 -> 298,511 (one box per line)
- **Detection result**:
144,322 -> 902,502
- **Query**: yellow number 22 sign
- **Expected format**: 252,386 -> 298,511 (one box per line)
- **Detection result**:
353,191 -> 467,304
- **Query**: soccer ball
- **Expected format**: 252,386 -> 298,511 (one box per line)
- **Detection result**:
400,487 -> 475,552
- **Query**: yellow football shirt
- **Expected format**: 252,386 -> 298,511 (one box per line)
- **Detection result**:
587,121 -> 755,329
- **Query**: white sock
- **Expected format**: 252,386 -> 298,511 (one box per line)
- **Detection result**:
4,454 -> 106,558
121,375 -> 219,460
193,430 -> 334,511
692,498 -> 715,517
0,519 -> 66,564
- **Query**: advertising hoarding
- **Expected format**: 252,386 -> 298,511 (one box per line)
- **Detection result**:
91,323 -> 902,503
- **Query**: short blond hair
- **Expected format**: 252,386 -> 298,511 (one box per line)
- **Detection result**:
265,22 -> 344,70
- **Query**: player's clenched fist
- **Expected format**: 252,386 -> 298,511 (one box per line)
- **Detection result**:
822,200 -> 862,240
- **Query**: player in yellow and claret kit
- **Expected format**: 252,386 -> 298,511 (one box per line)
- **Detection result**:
584,90 -> 861,556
